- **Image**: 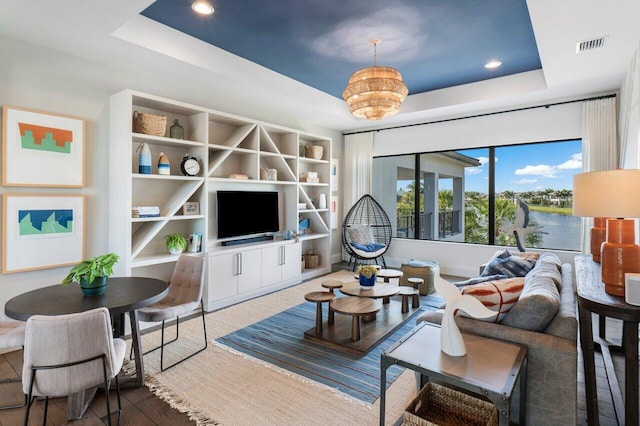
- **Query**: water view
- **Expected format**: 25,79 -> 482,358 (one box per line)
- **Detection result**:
529,210 -> 580,251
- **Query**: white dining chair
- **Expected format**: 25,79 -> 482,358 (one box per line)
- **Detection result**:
22,307 -> 126,425
0,313 -> 26,410
135,255 -> 207,371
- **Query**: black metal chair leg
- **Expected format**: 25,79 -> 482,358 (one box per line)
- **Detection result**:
42,396 -> 49,426
158,300 -> 208,372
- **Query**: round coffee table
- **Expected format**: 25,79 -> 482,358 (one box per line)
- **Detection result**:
340,281 -> 400,305
330,297 -> 382,341
377,269 -> 404,283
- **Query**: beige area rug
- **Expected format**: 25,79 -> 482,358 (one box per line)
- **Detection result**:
129,270 -> 420,425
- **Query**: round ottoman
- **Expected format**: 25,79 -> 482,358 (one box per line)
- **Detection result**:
399,260 -> 439,295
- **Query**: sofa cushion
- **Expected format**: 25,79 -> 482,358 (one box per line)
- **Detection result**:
528,253 -> 563,290
480,251 -> 537,278
501,269 -> 560,331
459,277 -> 524,323
454,274 -> 507,288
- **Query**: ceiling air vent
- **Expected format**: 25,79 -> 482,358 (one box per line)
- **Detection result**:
576,36 -> 607,53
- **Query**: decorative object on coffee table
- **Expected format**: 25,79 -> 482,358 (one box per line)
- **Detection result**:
356,264 -> 377,288
434,276 -> 495,356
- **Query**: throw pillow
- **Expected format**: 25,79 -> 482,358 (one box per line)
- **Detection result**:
453,274 -> 507,288
347,225 -> 374,245
458,277 -> 524,323
480,254 -> 536,278
501,272 -> 560,331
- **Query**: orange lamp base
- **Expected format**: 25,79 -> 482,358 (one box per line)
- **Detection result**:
590,217 -> 608,263
601,219 -> 640,296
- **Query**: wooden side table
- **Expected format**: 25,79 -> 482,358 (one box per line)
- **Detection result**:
575,254 -> 640,426
330,297 -> 381,341
304,291 -> 335,334
380,322 -> 527,426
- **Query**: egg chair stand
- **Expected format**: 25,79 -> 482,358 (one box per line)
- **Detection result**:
342,194 -> 392,271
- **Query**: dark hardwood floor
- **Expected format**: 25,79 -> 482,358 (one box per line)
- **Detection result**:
0,348 -> 194,425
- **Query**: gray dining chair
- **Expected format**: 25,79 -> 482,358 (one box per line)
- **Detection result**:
135,255 -> 207,371
22,307 -> 126,425
0,313 -> 26,410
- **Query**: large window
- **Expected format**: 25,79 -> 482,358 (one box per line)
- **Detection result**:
372,139 -> 582,251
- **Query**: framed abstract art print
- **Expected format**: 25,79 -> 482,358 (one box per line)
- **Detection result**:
2,194 -> 85,273
2,106 -> 85,187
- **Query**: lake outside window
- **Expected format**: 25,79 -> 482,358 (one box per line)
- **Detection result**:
372,139 -> 582,251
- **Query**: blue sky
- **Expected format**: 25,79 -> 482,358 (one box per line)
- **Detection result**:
461,140 -> 582,193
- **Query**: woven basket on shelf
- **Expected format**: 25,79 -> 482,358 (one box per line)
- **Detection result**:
304,145 -> 323,160
303,249 -> 319,269
133,111 -> 167,136
403,382 -> 499,426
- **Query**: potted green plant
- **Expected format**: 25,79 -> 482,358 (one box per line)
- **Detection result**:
62,253 -> 120,296
166,233 -> 187,254
356,264 -> 378,288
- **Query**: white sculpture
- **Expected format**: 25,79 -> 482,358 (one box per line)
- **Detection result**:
500,198 -> 547,252
434,276 -> 496,357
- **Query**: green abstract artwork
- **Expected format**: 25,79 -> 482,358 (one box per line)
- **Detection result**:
18,209 -> 73,235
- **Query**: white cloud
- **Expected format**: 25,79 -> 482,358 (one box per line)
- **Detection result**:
557,153 -> 582,170
312,6 -> 424,63
514,164 -> 558,178
465,167 -> 483,175
512,178 -> 537,185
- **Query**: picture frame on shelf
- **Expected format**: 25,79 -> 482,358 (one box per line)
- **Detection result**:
2,194 -> 85,273
183,201 -> 200,216
331,195 -> 338,229
2,106 -> 85,187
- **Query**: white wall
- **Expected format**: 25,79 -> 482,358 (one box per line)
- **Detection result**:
370,100 -> 583,277
0,35 -> 342,310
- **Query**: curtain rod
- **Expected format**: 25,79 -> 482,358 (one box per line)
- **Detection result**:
343,93 -> 617,136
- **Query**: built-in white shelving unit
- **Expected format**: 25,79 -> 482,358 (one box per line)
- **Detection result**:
109,90 -> 332,311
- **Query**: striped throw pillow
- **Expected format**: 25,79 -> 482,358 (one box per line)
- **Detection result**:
459,277 -> 525,323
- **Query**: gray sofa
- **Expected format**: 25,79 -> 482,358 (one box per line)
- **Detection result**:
416,253 -> 577,425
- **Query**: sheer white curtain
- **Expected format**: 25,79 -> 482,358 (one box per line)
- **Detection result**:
343,132 -> 375,214
580,97 -> 618,253
342,132 -> 374,259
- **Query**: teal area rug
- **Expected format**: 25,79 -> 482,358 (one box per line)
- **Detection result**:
215,295 -> 441,403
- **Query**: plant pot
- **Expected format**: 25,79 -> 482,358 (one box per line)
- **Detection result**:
79,276 -> 108,296
168,248 -> 184,255
359,274 -> 376,289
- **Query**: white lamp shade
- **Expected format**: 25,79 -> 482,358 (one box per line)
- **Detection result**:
572,169 -> 640,218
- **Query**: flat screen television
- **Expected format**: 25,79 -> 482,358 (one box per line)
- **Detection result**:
216,190 -> 279,239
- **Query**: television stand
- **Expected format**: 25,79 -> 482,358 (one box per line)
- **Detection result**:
221,235 -> 274,246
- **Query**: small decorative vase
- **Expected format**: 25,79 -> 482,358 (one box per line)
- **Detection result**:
169,247 -> 184,255
169,119 -> 184,139
79,276 -> 108,296
137,142 -> 151,174
158,152 -> 170,175
359,274 -> 376,289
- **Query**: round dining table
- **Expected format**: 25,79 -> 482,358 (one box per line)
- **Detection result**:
5,277 -> 168,419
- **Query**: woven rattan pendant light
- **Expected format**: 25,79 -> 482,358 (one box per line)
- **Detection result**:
342,39 -> 409,120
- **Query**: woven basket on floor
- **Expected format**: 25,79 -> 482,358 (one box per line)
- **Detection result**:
304,145 -> 323,160
303,249 -> 319,269
133,111 -> 167,136
403,382 -> 499,426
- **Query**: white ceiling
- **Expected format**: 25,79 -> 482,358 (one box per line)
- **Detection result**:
1,0 -> 639,132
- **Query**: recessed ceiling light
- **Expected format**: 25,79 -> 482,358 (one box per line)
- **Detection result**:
192,1 -> 214,15
484,60 -> 502,69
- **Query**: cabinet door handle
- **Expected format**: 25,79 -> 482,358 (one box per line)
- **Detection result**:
280,246 -> 285,265
238,253 -> 243,275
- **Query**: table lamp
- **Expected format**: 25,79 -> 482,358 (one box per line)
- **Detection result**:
573,169 -> 640,296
